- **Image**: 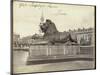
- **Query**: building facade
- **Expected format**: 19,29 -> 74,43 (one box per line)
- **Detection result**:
13,33 -> 20,47
69,28 -> 95,45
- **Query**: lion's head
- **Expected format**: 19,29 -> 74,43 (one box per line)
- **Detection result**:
40,19 -> 53,33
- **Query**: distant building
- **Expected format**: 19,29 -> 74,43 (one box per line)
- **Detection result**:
69,28 -> 95,45
32,33 -> 43,40
18,34 -> 43,46
13,33 -> 20,47
19,36 -> 32,44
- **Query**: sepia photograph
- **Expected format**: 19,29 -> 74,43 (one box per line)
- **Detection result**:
12,0 -> 96,74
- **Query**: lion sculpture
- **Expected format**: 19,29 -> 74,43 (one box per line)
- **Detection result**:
40,19 -> 77,45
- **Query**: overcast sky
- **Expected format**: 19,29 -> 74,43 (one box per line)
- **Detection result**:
13,1 -> 95,37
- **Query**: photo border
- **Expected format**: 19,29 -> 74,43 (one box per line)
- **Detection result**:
10,0 -> 96,75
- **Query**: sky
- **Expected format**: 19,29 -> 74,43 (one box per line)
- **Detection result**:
13,1 -> 95,37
